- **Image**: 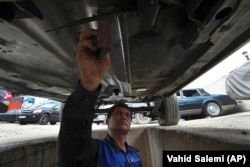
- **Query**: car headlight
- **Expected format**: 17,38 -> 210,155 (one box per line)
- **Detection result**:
33,110 -> 42,114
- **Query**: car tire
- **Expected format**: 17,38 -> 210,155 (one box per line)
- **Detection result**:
19,121 -> 26,125
50,121 -> 56,125
158,95 -> 179,126
203,102 -> 221,117
39,114 -> 49,125
134,113 -> 152,124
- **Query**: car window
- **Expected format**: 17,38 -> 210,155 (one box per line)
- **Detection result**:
54,104 -> 61,110
10,97 -> 23,103
36,102 -> 58,108
199,89 -> 209,96
182,90 -> 201,97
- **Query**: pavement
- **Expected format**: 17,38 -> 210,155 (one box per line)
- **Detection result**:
0,110 -> 249,149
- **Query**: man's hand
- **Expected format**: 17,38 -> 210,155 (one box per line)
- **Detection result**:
76,29 -> 110,91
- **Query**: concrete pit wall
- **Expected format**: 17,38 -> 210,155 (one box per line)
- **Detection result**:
1,126 -> 250,167
0,139 -> 58,167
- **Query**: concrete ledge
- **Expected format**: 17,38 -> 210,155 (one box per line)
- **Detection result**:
144,126 -> 250,167
0,127 -> 249,167
0,139 -> 58,167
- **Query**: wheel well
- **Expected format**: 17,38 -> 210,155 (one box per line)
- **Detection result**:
41,112 -> 51,117
39,113 -> 50,120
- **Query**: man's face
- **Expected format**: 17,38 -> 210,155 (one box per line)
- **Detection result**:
107,106 -> 132,134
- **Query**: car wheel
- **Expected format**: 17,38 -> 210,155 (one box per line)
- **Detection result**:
158,95 -> 179,126
203,102 -> 221,117
50,122 -> 56,125
39,114 -> 49,125
19,121 -> 26,125
135,113 -> 152,124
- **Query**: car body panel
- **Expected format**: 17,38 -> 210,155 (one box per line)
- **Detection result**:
0,109 -> 20,122
177,88 -> 237,117
0,0 -> 249,109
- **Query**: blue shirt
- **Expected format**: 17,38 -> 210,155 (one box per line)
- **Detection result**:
58,83 -> 143,167
97,135 -> 142,167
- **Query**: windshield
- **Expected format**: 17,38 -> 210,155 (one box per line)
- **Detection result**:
35,102 -> 59,109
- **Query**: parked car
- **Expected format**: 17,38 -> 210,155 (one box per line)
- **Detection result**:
0,1 -> 249,126
18,102 -> 62,125
133,88 -> 238,123
0,109 -> 21,123
177,88 -> 237,119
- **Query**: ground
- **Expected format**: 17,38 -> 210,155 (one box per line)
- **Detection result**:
0,110 -> 249,148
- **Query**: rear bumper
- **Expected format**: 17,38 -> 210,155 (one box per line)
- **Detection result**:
222,104 -> 237,111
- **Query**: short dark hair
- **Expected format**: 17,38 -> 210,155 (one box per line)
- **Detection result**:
107,102 -> 132,118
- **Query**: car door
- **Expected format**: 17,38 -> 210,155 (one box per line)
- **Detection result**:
180,89 -> 204,115
50,103 -> 61,121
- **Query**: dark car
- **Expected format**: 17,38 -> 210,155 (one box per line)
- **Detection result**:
0,109 -> 20,123
0,0 -> 249,126
18,102 -> 62,125
176,88 -> 237,119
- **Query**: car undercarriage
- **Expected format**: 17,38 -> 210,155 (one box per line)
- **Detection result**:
0,0 -> 249,125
